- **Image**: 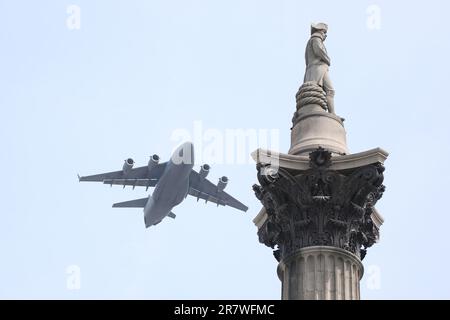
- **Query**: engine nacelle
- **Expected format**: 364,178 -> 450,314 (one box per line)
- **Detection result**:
217,176 -> 228,192
148,154 -> 160,172
122,158 -> 134,175
199,164 -> 210,179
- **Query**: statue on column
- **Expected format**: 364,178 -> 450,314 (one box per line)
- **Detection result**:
252,21 -> 389,300
295,23 -> 336,115
304,23 -> 335,114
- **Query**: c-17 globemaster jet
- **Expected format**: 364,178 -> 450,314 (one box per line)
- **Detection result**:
78,142 -> 248,227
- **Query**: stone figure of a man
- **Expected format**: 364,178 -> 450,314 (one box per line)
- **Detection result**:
304,23 -> 335,114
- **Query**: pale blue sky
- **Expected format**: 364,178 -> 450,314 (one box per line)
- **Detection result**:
1,0 -> 449,299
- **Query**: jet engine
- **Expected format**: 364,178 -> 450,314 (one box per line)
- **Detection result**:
199,164 -> 210,179
217,176 -> 228,192
122,158 -> 134,175
148,154 -> 160,172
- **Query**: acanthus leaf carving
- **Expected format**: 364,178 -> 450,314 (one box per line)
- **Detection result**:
254,148 -> 385,261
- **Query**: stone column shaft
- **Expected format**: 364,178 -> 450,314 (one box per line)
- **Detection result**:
278,246 -> 363,300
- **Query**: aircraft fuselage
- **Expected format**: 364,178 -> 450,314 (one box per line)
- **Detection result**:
143,142 -> 194,227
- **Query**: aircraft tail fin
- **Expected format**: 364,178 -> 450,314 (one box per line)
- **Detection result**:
113,197 -> 148,208
168,212 -> 176,219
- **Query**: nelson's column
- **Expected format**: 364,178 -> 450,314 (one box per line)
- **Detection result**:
252,23 -> 388,300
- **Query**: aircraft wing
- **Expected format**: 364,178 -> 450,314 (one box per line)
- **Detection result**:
188,170 -> 248,212
79,162 -> 167,189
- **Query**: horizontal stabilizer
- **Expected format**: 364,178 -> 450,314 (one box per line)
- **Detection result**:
168,212 -> 176,219
112,197 -> 148,208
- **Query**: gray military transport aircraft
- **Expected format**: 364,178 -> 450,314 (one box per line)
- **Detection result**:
78,142 -> 248,227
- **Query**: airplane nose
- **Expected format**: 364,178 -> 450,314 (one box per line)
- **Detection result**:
183,141 -> 194,150
185,142 -> 194,164
187,142 -> 194,159
173,142 -> 195,165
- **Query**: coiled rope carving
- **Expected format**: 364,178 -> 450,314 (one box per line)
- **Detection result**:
295,81 -> 328,111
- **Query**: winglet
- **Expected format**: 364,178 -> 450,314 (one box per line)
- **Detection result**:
77,174 -> 81,182
168,212 -> 176,219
